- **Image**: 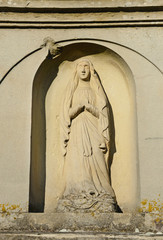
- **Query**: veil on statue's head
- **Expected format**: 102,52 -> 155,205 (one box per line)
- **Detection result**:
60,58 -> 110,156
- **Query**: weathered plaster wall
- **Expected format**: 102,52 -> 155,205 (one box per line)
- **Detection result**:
0,0 -> 163,213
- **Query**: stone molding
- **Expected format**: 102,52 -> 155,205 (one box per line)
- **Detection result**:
0,233 -> 163,240
0,0 -> 162,28
0,0 -> 163,10
0,13 -> 162,28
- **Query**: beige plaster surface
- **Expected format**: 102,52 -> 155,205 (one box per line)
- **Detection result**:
0,25 -> 162,211
0,48 -> 46,210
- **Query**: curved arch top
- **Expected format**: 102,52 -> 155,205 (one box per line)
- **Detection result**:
1,37 -> 162,86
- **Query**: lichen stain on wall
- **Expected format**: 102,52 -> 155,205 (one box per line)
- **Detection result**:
140,195 -> 163,213
139,195 -> 163,228
0,204 -> 22,217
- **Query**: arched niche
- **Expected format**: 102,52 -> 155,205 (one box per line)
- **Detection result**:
29,42 -> 138,213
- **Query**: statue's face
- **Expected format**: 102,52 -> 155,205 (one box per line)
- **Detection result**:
77,61 -> 90,81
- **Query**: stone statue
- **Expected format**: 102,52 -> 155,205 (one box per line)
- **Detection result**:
57,59 -> 116,212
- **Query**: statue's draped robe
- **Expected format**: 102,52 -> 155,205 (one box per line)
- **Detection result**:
62,86 -> 115,199
59,66 -> 116,212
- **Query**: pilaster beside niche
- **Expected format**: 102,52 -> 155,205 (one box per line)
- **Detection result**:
29,42 -> 138,213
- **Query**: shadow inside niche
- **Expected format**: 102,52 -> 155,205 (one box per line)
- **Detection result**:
116,205 -> 123,213
29,42 -> 116,212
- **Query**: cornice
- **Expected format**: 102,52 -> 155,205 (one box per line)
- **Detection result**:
0,0 -> 162,28
0,0 -> 163,13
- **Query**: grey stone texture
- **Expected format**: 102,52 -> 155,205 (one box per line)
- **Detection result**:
0,213 -> 162,233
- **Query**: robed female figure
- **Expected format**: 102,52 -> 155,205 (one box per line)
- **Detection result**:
58,59 -> 116,212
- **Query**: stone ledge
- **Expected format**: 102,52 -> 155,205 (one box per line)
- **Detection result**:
0,213 -> 162,233
0,232 -> 163,240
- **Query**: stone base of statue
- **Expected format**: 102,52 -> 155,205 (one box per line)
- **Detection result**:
56,193 -> 116,213
0,212 -> 162,235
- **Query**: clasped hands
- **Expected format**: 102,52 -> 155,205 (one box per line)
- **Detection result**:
69,101 -> 95,119
77,102 -> 93,113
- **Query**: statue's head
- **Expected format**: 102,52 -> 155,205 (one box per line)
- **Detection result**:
76,59 -> 91,81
